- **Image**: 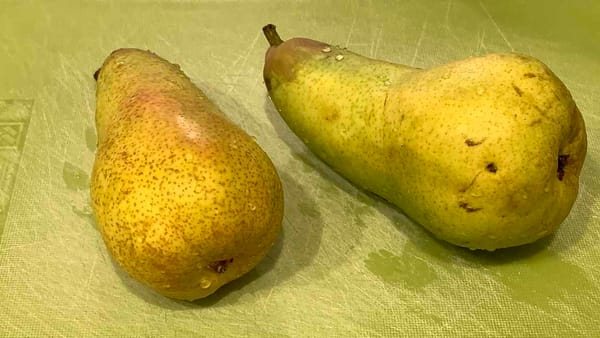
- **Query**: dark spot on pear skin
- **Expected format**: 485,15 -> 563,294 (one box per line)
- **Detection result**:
209,258 -> 234,273
459,172 -> 482,193
459,201 -> 482,212
383,91 -> 389,111
486,163 -> 497,173
529,118 -> 542,126
465,138 -> 485,147
93,68 -> 100,81
557,155 -> 569,181
512,84 -> 523,96
524,73 -> 536,78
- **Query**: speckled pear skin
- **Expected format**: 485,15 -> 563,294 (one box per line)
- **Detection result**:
262,25 -> 586,251
91,48 -> 283,300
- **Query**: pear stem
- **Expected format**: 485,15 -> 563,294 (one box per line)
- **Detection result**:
263,24 -> 283,47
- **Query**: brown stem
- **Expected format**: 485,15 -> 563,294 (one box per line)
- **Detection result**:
262,24 -> 284,47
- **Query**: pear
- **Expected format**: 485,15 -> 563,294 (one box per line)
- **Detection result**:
91,48 -> 283,300
262,24 -> 586,250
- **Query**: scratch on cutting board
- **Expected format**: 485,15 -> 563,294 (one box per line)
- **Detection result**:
443,19 -> 463,49
261,276 -> 278,312
157,34 -> 173,48
39,103 -> 51,137
369,24 -> 384,58
444,0 -> 453,28
85,253 -> 99,290
479,1 -> 514,51
58,53 -> 73,87
38,98 -> 55,192
410,22 -> 428,67
477,30 -> 488,54
336,280 -> 351,315
344,0 -> 358,48
226,31 -> 261,94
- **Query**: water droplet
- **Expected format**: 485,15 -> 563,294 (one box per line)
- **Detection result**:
249,204 -> 257,211
364,249 -> 437,289
199,279 -> 212,289
544,187 -> 550,193
442,73 -> 451,79
63,162 -> 90,191
85,126 -> 97,152
321,46 -> 331,53
477,87 -> 485,95
335,54 -> 344,61
522,194 -> 528,200
383,80 -> 391,86
163,284 -> 171,289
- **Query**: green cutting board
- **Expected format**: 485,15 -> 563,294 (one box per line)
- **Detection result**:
1,0 -> 599,336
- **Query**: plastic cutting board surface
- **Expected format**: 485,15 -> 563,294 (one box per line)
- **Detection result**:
0,0 -> 599,336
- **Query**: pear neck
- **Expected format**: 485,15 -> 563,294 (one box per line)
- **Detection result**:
263,24 -> 284,47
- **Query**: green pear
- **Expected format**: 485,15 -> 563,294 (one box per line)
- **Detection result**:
262,24 -> 586,251
91,48 -> 283,300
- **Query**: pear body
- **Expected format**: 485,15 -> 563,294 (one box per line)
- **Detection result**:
263,28 -> 586,250
92,49 -> 283,300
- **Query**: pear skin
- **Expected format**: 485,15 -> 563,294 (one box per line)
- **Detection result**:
91,48 -> 283,300
262,25 -> 586,251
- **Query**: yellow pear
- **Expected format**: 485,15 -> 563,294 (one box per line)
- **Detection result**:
262,24 -> 586,250
91,48 -> 283,300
